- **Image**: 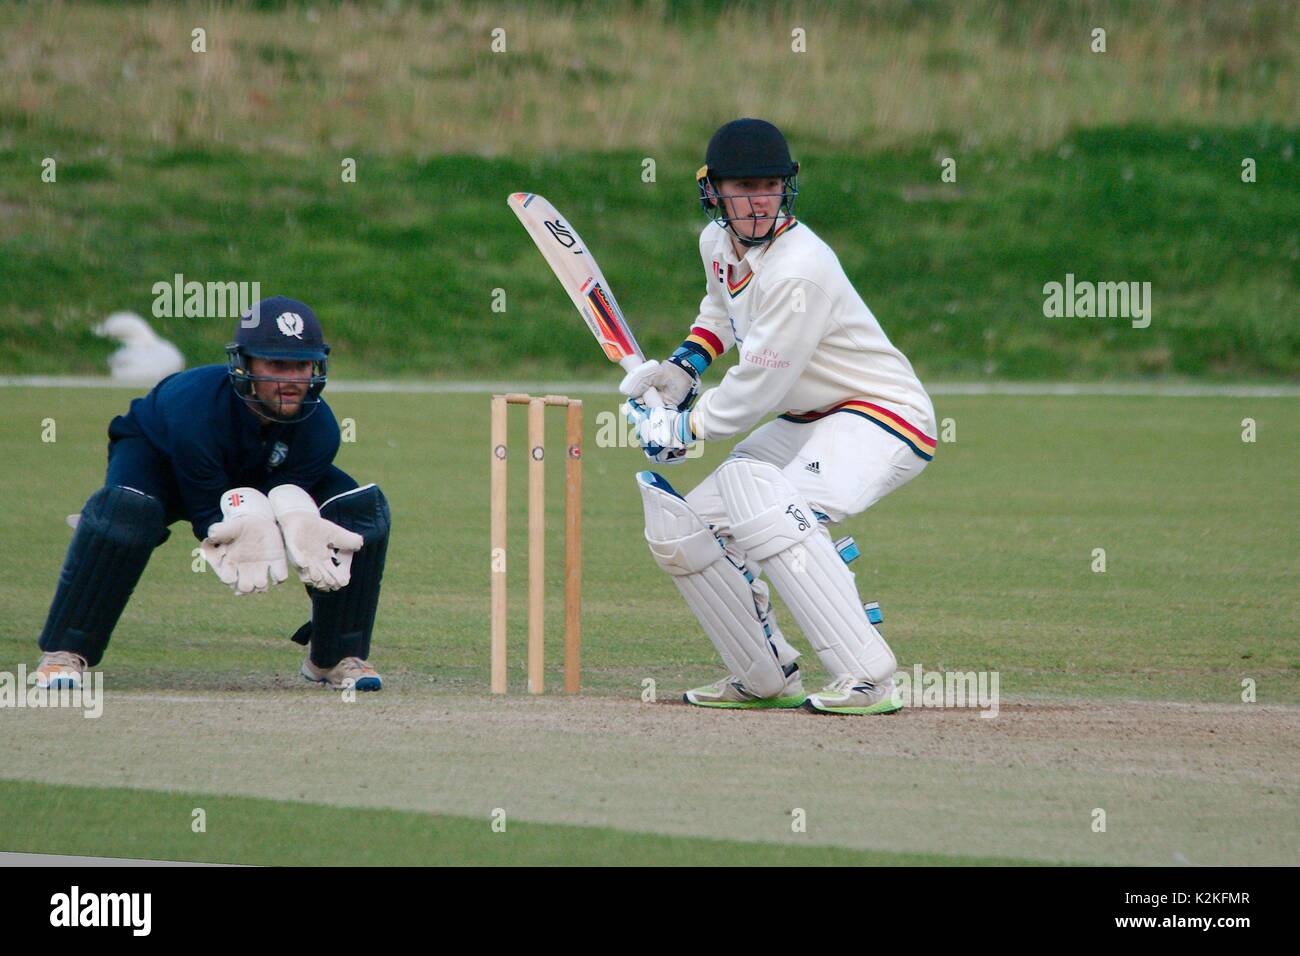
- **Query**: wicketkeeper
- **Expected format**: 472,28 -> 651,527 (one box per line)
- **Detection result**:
32,297 -> 390,692
622,119 -> 936,714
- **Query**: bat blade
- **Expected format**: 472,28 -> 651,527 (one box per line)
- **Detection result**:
508,192 -> 645,365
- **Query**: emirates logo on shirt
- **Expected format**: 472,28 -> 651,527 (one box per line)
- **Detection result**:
743,347 -> 790,369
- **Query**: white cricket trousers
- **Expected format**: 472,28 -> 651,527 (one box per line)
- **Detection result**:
685,412 -> 929,532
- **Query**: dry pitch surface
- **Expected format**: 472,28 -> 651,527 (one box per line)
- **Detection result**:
3,688 -> 1295,866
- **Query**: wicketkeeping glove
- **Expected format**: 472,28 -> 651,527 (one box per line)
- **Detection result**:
268,484 -> 364,591
201,488 -> 290,595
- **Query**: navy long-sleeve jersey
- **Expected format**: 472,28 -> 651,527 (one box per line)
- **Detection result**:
107,364 -> 341,539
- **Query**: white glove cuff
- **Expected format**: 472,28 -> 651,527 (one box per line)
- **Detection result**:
212,487 -> 274,531
268,484 -> 319,520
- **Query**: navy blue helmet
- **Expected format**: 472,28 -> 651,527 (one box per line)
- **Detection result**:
696,118 -> 800,246
226,296 -> 330,423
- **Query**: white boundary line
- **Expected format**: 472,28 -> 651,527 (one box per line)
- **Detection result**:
0,850 -> 235,867
0,375 -> 1296,398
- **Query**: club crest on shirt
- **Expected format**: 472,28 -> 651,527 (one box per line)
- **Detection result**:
267,441 -> 289,468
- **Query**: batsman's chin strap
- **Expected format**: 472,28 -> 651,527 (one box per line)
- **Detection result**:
731,218 -> 778,247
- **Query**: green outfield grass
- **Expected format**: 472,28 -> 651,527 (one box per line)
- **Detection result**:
0,780 -> 1029,866
1,387 -> 1295,703
1,0 -> 1296,867
1,1 -> 1296,381
1,127 -> 1297,381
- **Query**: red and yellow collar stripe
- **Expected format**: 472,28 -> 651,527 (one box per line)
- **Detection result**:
780,399 -> 937,461
725,267 -> 754,297
721,220 -> 798,298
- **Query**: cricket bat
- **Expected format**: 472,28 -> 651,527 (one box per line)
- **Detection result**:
507,192 -> 667,411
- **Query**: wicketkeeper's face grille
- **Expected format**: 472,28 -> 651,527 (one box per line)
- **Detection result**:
226,347 -> 328,423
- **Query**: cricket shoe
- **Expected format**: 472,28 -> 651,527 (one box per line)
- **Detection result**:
683,664 -> 805,710
33,651 -> 86,690
804,676 -> 903,716
301,656 -> 382,691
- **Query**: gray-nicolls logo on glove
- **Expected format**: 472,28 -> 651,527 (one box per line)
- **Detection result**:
200,487 -> 290,595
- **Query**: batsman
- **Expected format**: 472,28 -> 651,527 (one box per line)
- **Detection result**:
623,119 -> 936,715
32,297 -> 390,692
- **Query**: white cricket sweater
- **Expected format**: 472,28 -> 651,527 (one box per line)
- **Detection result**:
683,219 -> 937,458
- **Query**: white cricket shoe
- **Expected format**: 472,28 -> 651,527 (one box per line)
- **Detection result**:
683,664 -> 805,710
804,676 -> 903,715
301,656 -> 382,691
33,651 -> 86,690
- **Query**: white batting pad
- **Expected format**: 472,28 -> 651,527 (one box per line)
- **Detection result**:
638,471 -> 797,697
715,458 -> 897,683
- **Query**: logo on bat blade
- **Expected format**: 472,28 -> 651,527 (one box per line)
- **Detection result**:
544,219 -> 581,251
583,283 -> 638,360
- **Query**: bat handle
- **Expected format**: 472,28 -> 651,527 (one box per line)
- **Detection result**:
618,355 -> 666,409
618,359 -> 683,460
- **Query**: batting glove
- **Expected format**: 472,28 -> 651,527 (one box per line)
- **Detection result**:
618,358 -> 698,410
624,398 -> 696,451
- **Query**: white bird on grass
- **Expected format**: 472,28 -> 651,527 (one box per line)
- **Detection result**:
94,311 -> 185,384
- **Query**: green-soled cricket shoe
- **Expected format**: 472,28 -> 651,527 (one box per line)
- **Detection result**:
683,665 -> 806,710
803,677 -> 903,715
